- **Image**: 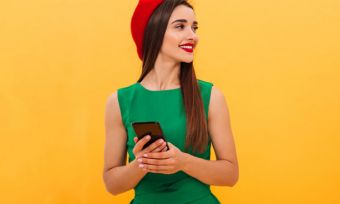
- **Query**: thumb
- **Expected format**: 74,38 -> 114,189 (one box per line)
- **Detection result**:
167,142 -> 174,148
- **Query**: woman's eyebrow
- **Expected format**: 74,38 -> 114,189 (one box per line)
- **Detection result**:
171,19 -> 198,25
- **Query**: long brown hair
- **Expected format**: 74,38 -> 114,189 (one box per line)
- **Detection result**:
137,0 -> 208,154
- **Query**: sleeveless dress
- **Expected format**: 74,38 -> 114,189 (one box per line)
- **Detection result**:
117,79 -> 221,204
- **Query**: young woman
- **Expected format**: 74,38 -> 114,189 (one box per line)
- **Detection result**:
103,0 -> 239,203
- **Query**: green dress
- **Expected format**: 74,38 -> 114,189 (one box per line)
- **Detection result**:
117,79 -> 221,204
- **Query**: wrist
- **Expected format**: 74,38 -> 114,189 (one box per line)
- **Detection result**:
181,152 -> 191,172
131,158 -> 147,175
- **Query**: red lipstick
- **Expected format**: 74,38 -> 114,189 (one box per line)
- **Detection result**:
179,43 -> 194,53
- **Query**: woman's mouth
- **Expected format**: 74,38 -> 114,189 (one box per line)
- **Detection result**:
179,44 -> 194,53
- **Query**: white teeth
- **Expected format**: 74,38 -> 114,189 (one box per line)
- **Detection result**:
180,46 -> 193,49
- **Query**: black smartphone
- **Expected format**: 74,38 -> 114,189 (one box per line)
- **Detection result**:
131,121 -> 169,151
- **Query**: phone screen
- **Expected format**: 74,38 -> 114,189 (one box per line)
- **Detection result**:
131,121 -> 168,150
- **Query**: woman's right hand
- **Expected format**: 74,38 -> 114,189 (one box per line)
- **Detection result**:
132,135 -> 167,159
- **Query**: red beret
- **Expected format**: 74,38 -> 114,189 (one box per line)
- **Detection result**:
131,0 -> 164,60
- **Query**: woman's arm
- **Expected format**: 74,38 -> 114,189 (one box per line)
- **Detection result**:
103,159 -> 147,195
181,153 -> 238,186
182,86 -> 239,186
103,92 -> 147,195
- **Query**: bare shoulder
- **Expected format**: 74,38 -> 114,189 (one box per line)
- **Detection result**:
105,91 -> 118,119
208,85 -> 229,121
105,91 -> 117,111
105,90 -> 124,126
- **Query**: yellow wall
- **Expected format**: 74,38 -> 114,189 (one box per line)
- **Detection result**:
0,0 -> 339,203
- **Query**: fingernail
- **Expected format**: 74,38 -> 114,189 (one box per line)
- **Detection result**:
139,164 -> 144,168
144,154 -> 148,157
137,158 -> 142,162
158,140 -> 163,144
146,136 -> 150,139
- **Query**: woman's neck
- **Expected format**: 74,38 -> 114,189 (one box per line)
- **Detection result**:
141,60 -> 181,90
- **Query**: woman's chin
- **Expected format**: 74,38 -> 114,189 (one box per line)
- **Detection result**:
179,56 -> 194,63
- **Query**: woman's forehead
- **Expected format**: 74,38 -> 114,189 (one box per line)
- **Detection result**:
169,5 -> 196,22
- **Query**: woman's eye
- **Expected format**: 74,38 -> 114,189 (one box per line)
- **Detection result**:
176,25 -> 185,29
176,25 -> 199,32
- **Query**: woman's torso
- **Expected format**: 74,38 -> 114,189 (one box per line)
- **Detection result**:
117,79 -> 220,204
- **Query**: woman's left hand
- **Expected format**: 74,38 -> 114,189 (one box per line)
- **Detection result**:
137,142 -> 188,174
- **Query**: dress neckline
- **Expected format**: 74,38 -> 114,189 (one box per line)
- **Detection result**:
136,82 -> 181,92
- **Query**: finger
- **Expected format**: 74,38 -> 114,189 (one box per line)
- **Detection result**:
142,164 -> 173,171
140,157 -> 172,166
151,142 -> 167,152
144,139 -> 164,153
159,142 -> 168,152
143,150 -> 171,159
161,142 -> 169,151
160,142 -> 168,151
142,139 -> 165,154
136,135 -> 151,150
151,146 -> 160,153
161,145 -> 168,152
134,137 -> 138,143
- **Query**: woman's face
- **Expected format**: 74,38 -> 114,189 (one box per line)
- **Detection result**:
159,5 -> 199,63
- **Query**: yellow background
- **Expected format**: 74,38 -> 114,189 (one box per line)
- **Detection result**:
1,0 -> 339,203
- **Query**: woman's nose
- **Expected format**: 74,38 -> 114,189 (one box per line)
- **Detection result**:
186,28 -> 198,40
